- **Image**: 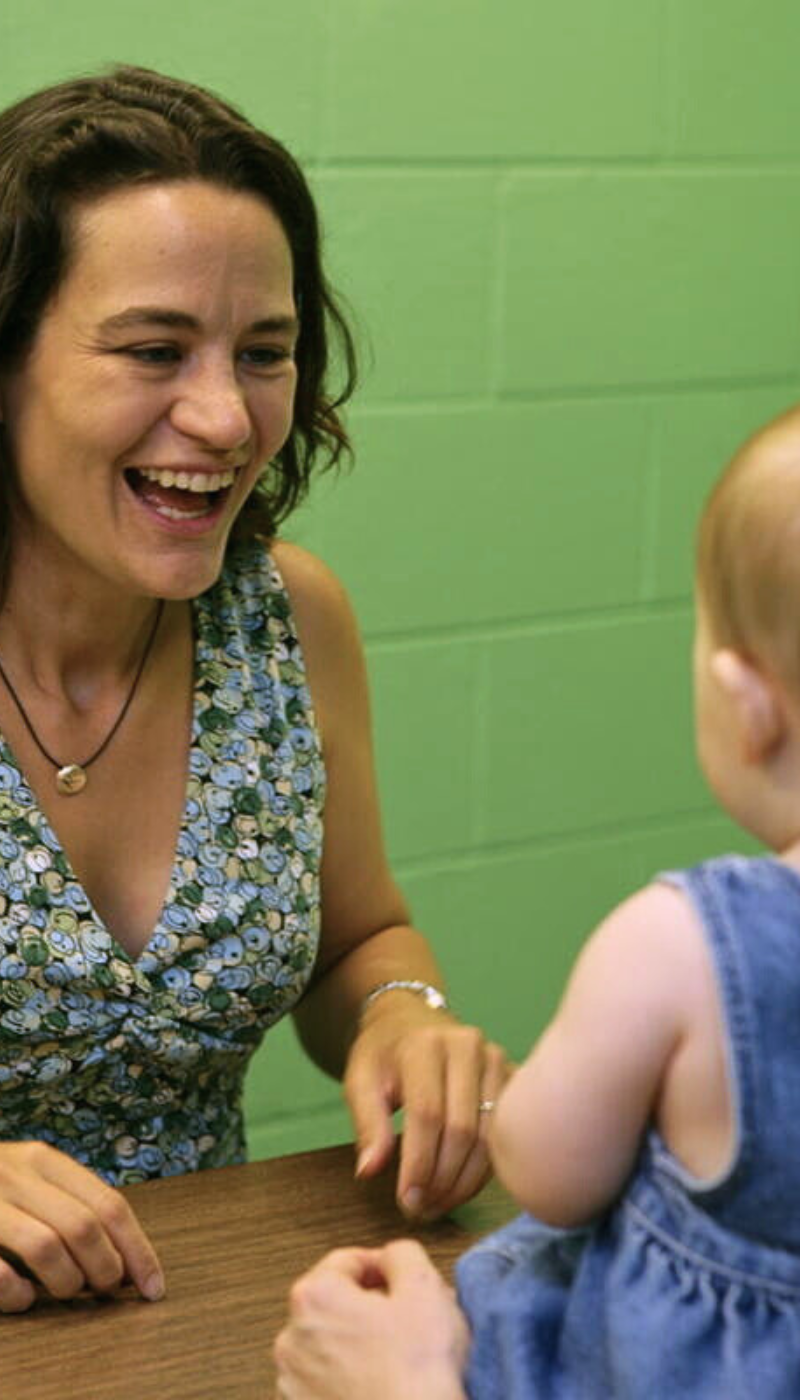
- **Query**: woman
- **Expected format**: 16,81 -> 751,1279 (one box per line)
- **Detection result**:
0,65 -> 507,1312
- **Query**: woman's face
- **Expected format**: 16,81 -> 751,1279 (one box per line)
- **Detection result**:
0,179 -> 298,602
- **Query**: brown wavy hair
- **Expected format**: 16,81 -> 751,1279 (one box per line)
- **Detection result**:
0,64 -> 356,584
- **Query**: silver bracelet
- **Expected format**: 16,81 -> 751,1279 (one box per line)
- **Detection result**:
360,979 -> 449,1017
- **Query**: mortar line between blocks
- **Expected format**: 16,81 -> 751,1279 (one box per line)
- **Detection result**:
638,403 -> 664,602
393,806 -> 736,881
307,157 -> 800,177
363,597 -> 694,652
350,372 -> 800,414
469,643 -> 493,848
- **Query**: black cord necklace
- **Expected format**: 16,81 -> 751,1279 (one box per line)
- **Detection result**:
0,599 -> 164,796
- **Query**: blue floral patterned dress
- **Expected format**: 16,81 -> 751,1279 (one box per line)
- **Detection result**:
0,541 -> 325,1183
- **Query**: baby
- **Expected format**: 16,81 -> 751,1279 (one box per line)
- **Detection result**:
275,407 -> 800,1400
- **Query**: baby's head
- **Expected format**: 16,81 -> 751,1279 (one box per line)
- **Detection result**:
697,406 -> 800,690
695,407 -> 800,846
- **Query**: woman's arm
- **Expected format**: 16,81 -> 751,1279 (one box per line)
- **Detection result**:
273,543 -> 509,1219
489,882 -> 710,1226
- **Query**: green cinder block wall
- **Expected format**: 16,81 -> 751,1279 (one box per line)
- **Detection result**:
2,1 -> 800,1158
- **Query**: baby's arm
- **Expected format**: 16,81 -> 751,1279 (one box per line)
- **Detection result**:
490,882 -> 711,1227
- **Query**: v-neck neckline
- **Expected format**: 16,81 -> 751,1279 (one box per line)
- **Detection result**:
0,595 -> 205,971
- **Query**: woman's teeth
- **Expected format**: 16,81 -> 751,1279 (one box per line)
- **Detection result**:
154,502 -> 209,520
137,467 -> 236,492
128,464 -> 237,522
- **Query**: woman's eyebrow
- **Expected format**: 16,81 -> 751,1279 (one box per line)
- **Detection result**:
98,307 -> 299,334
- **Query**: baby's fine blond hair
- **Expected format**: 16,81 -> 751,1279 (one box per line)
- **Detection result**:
697,406 -> 800,690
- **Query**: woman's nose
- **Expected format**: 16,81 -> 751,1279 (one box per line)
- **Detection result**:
169,365 -> 252,451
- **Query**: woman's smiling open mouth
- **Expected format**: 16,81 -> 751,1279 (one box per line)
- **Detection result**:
124,465 -> 238,523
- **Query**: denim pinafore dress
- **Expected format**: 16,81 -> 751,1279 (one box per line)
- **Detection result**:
457,856 -> 800,1399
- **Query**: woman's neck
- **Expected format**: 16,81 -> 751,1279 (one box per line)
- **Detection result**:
0,564 -> 164,705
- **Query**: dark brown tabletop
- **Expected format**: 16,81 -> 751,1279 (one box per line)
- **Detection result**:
0,1143 -> 514,1399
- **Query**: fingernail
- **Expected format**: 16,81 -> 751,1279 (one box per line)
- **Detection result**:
401,1187 -> 424,1217
142,1272 -> 165,1302
355,1149 -> 373,1177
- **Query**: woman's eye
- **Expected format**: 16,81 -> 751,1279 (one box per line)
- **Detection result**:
240,345 -> 293,369
125,344 -> 182,365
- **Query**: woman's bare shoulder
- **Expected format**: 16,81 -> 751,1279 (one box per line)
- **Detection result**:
270,540 -> 355,637
269,540 -> 366,738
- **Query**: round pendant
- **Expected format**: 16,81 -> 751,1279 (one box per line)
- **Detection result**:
56,764 -> 87,796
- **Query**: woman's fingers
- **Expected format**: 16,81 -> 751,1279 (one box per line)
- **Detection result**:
418,1142 -> 493,1223
396,1029 -> 510,1219
0,1254 -> 36,1314
345,1005 -> 513,1220
36,1144 -> 164,1299
400,1026 -> 486,1211
343,1056 -> 398,1182
62,1177 -> 164,1300
0,1197 -> 92,1299
414,1036 -> 511,1218
394,1035 -> 447,1216
0,1142 -> 164,1304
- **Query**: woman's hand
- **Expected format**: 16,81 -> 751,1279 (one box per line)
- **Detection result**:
274,1240 -> 469,1400
0,1141 -> 164,1311
345,996 -> 511,1220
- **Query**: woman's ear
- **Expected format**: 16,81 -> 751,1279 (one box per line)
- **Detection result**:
711,649 -> 785,762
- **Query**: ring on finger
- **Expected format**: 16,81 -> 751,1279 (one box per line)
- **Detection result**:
478,1099 -> 496,1114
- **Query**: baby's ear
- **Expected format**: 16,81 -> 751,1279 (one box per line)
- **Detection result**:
711,649 -> 785,761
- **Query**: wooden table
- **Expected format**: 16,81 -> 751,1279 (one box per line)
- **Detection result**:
1,1144 -> 514,1399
